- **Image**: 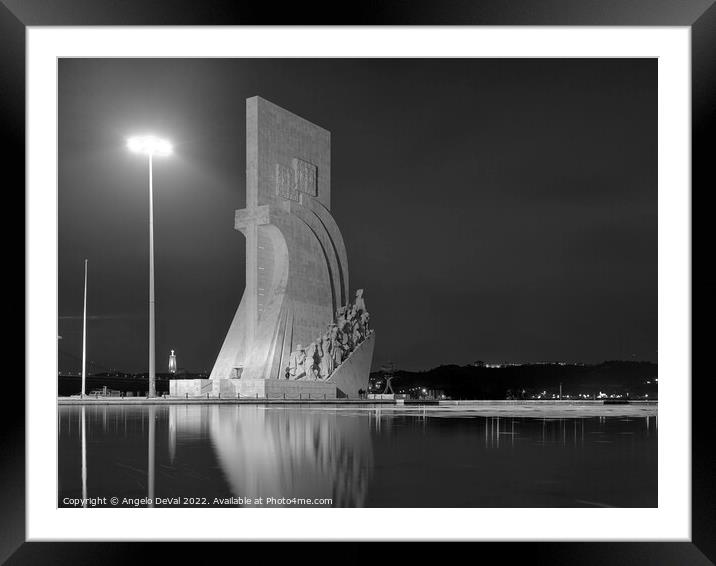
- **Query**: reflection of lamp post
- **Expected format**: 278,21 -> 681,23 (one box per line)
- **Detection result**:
127,135 -> 172,398
148,404 -> 155,507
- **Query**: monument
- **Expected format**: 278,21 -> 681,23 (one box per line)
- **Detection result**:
170,97 -> 374,399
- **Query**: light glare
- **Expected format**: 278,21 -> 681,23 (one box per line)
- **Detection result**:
126,135 -> 173,157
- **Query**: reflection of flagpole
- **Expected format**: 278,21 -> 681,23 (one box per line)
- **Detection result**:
168,405 -> 176,465
148,406 -> 155,507
81,259 -> 88,397
81,406 -> 87,507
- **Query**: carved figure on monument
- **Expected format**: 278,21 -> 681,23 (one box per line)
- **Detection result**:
344,317 -> 353,340
343,336 -> 352,359
343,328 -> 352,353
320,332 -> 333,378
355,289 -> 366,314
287,345 -> 306,380
337,308 -> 348,332
303,342 -> 319,381
315,339 -> 325,379
360,311 -> 370,335
352,323 -> 363,347
330,325 -> 344,367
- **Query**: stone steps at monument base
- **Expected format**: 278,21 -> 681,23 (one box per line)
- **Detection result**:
239,379 -> 337,400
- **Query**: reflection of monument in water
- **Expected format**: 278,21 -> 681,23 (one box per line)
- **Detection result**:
169,405 -> 373,507
170,97 -> 374,398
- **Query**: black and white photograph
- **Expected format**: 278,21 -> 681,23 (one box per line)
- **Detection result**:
56,57 -> 658,509
8,9 -> 709,561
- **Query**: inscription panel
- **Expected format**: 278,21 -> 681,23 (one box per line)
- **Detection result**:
293,158 -> 317,196
275,163 -> 298,201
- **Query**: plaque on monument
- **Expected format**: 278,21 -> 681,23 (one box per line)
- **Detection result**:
294,158 -> 317,196
275,162 -> 299,201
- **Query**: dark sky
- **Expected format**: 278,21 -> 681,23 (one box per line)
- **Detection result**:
58,58 -> 656,373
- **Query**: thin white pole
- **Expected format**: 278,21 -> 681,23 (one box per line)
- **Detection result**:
148,154 -> 156,398
148,405 -> 155,507
81,259 -> 88,397
81,405 -> 87,507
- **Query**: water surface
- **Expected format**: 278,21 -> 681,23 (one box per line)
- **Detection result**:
58,404 -> 657,507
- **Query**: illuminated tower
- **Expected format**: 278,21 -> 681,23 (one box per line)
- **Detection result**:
168,349 -> 177,374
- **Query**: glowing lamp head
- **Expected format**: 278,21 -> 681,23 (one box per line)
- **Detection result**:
126,135 -> 173,157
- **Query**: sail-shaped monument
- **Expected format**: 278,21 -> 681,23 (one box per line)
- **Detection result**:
170,97 -> 374,399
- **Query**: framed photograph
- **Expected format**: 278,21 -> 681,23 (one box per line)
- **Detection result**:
9,1 -> 710,563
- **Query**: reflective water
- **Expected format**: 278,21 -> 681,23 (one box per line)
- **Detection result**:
58,404 -> 657,508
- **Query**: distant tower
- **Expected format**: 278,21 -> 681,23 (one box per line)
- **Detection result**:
168,349 -> 177,374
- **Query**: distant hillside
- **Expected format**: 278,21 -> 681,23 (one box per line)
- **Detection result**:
370,361 -> 658,400
58,361 -> 657,400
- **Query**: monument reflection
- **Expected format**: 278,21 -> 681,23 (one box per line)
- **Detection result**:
202,405 -> 373,507
61,404 -> 373,507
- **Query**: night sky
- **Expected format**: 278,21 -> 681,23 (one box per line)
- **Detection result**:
58,58 -> 656,373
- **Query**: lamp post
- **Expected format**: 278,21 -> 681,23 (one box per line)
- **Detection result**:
81,258 -> 88,398
127,135 -> 173,398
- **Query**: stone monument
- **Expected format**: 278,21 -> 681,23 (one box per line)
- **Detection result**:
170,96 -> 374,399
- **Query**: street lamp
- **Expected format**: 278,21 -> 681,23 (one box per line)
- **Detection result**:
127,135 -> 173,398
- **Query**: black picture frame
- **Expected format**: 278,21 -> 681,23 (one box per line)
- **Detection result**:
7,1 -> 710,563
